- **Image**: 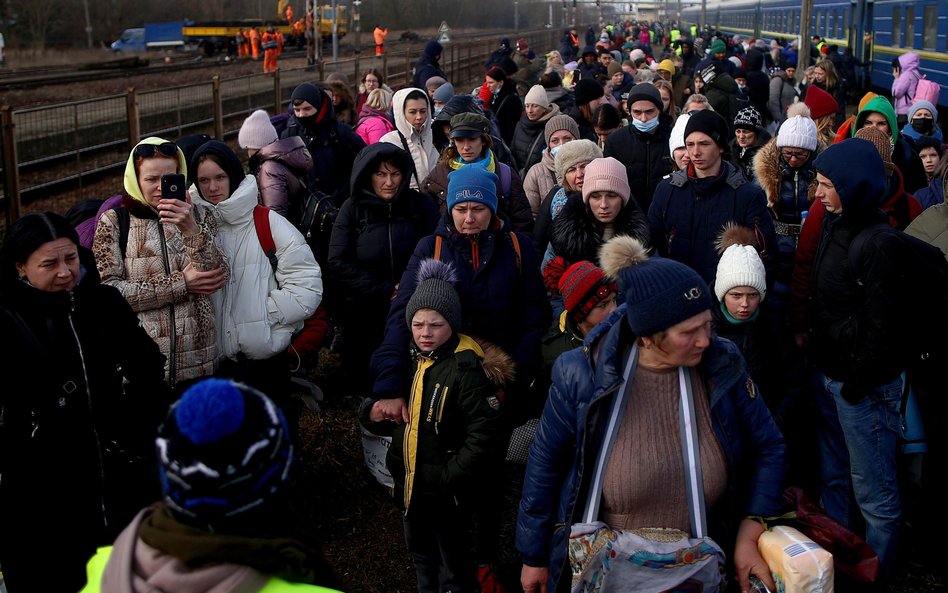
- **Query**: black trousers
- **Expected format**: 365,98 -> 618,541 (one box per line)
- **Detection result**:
403,497 -> 478,593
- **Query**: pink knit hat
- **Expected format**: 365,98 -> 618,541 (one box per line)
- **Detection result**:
581,157 -> 630,205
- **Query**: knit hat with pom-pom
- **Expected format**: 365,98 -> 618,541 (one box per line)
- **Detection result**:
713,222 -> 767,301
543,257 -> 617,324
156,378 -> 293,531
406,259 -> 462,332
599,235 -> 711,336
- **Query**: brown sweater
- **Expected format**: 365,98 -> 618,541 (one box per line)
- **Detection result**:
600,365 -> 728,533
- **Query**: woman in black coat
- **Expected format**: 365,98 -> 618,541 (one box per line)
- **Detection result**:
0,213 -> 169,593
328,143 -> 439,390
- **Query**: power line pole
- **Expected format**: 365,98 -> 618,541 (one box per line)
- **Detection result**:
700,0 -> 706,30
799,0 -> 814,78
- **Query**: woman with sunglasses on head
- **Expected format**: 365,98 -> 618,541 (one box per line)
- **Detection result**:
92,137 -> 226,390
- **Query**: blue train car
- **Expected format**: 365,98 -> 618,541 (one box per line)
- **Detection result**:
680,0 -> 948,109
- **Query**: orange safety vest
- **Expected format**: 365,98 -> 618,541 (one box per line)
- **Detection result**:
374,27 -> 388,46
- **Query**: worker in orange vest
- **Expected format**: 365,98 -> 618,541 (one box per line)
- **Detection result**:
249,26 -> 261,60
374,24 -> 389,56
236,28 -> 248,58
286,4 -> 294,25
262,27 -> 278,73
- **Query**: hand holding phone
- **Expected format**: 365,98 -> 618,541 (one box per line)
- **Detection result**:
158,173 -> 198,235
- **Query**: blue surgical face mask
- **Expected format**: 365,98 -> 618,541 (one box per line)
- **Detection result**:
550,145 -> 563,157
434,107 -> 443,116
632,116 -> 660,133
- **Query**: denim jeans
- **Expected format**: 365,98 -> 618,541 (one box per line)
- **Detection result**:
814,371 -> 902,576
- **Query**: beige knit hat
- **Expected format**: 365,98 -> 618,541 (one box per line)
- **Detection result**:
582,157 -> 630,205
554,139 -> 603,182
854,126 -> 895,176
238,110 -> 278,150
524,84 -> 551,109
544,114 -> 581,146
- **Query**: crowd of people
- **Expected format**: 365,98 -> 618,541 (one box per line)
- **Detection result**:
1,17 -> 946,593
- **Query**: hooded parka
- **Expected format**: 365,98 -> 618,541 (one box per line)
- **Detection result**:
380,88 -> 441,190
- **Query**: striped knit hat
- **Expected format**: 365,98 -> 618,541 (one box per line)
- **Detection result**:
157,378 -> 293,531
543,257 -> 617,324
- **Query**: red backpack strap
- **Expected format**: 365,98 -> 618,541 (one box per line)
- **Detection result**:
434,234 -> 442,261
253,205 -> 278,272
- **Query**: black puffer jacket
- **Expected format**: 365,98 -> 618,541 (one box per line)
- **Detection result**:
549,192 -> 650,263
602,112 -> 675,212
510,106 -> 561,178
0,251 -> 168,592
328,143 -> 440,307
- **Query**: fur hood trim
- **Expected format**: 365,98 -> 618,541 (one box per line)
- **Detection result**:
549,193 -> 650,264
715,222 -> 759,255
599,235 -> 649,280
753,138 -> 818,208
472,337 -> 516,387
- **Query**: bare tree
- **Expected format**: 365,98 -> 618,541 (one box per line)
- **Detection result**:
11,0 -> 61,52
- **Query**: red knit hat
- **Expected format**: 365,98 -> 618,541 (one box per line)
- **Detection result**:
804,85 -> 837,120
543,258 -> 617,324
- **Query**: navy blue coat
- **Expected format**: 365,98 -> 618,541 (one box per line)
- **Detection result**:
648,161 -> 776,284
515,305 -> 786,589
371,213 -> 550,396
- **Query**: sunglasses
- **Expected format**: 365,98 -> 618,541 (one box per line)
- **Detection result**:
134,142 -> 178,159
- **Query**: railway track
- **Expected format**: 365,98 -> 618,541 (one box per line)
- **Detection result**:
0,28 -> 519,92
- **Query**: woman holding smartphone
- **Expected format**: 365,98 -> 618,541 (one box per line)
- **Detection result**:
92,136 -> 226,390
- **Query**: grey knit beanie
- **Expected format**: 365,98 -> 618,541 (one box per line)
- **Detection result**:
405,259 -> 462,333
544,114 -> 581,146
554,139 -> 603,182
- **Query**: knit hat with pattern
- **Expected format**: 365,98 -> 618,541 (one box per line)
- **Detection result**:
776,115 -> 818,152
406,259 -> 462,333
543,257 -> 617,324
733,106 -> 763,133
544,114 -> 581,146
238,110 -> 278,150
157,378 -> 293,531
854,126 -> 895,176
581,157 -> 630,205
714,244 -> 767,301
554,139 -> 603,182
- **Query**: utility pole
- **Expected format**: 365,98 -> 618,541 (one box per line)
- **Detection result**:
307,0 -> 319,66
82,0 -> 93,48
331,0 -> 339,62
515,1 -> 520,34
353,0 -> 361,54
799,0 -> 814,79
700,0 -> 706,30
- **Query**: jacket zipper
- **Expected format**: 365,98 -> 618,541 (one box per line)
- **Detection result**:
157,227 -> 177,387
388,202 -> 395,282
69,292 -> 110,529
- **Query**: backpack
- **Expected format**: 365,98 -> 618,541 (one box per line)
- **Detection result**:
296,182 -> 339,267
847,222 -> 948,369
914,76 -> 941,108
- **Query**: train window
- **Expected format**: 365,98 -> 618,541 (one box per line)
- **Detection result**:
893,8 -> 901,47
829,10 -> 835,38
905,6 -> 915,48
923,5 -> 938,50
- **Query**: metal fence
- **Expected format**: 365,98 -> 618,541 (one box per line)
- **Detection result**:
0,29 -> 558,239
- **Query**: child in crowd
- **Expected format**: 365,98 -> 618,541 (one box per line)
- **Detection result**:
361,259 -> 510,593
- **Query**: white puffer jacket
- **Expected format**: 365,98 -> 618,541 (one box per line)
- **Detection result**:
192,175 -> 323,360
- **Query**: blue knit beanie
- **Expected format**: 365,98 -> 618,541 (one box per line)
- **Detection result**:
156,378 -> 293,529
621,257 -> 712,336
446,166 -> 499,214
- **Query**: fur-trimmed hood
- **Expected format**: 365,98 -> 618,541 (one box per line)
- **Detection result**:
549,193 -> 650,264
472,337 -> 517,387
753,137 -> 818,208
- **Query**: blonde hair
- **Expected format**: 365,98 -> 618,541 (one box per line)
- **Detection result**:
366,88 -> 392,111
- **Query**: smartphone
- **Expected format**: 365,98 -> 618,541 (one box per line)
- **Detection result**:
749,576 -> 772,593
161,173 -> 187,201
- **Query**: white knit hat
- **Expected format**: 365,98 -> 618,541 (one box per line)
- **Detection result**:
668,113 -> 691,159
714,244 -> 767,301
238,110 -> 278,150
582,157 -> 630,205
776,115 -> 818,152
524,84 -> 551,109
